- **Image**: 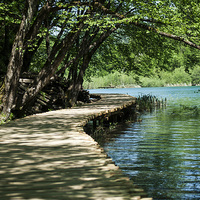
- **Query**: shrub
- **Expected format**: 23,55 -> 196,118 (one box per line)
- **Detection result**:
139,75 -> 165,87
83,67 -> 193,89
83,71 -> 138,89
172,66 -> 191,84
190,65 -> 200,85
159,67 -> 191,85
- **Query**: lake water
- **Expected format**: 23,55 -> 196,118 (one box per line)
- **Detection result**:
89,86 -> 200,200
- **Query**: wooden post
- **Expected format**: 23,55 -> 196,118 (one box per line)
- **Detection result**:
93,120 -> 97,130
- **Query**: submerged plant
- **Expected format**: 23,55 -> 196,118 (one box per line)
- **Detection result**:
170,105 -> 200,118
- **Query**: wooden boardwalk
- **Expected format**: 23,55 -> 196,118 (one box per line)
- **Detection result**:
0,94 -> 152,200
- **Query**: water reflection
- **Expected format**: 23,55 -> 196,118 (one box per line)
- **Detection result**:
95,87 -> 200,200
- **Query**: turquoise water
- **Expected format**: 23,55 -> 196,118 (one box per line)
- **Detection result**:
90,86 -> 200,200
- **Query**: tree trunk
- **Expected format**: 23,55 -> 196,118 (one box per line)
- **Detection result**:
66,74 -> 84,107
1,0 -> 39,120
17,22 -> 84,111
2,16 -> 28,120
22,37 -> 44,73
66,55 -> 91,106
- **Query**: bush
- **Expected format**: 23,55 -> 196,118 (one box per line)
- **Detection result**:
172,66 -> 191,84
159,70 -> 174,84
83,67 -> 193,89
159,67 -> 191,86
190,65 -> 200,85
139,75 -> 165,87
83,71 -> 138,89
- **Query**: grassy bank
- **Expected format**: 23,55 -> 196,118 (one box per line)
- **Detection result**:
83,66 -> 200,89
83,71 -> 140,89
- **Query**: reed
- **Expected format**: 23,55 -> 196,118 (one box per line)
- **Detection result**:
135,94 -> 167,112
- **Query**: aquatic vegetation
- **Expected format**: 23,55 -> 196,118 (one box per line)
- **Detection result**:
170,104 -> 200,118
135,94 -> 166,112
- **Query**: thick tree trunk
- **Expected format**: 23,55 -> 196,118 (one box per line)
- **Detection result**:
2,17 -> 27,120
65,25 -> 120,106
1,2 -> 84,119
1,1 -> 121,120
17,23 -> 84,111
22,37 -> 43,73
66,72 -> 85,107
66,55 -> 91,106
1,0 -> 39,120
67,80 -> 82,107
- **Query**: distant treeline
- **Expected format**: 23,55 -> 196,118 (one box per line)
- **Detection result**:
83,66 -> 200,89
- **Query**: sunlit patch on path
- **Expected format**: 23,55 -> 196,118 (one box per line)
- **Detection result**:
0,94 -> 152,200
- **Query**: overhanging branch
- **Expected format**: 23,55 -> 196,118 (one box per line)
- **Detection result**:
132,21 -> 200,50
158,31 -> 200,50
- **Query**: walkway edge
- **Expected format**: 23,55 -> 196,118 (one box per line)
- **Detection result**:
0,93 -> 153,200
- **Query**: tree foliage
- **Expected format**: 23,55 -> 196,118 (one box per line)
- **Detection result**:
1,0 -> 200,121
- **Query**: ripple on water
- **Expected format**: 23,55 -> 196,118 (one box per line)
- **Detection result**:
103,110 -> 200,200
90,86 -> 200,200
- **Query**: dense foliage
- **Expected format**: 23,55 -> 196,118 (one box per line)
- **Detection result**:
84,35 -> 200,88
1,0 -> 200,121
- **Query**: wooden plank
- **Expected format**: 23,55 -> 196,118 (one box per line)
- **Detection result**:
0,94 -> 152,200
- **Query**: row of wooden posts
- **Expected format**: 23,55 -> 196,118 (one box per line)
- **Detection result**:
85,94 -> 167,138
84,103 -> 136,139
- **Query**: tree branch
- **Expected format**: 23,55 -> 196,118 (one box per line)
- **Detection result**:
132,21 -> 200,50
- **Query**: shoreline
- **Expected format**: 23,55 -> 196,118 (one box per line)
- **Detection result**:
86,83 -> 200,90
